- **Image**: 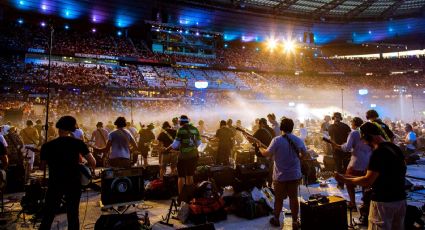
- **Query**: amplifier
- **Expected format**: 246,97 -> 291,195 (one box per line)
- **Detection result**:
235,163 -> 269,191
142,165 -> 160,181
323,155 -> 336,171
235,150 -> 254,165
300,195 -> 347,230
209,165 -> 235,188
101,168 -> 144,206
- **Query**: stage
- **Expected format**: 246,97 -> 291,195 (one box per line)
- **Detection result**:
2,157 -> 425,230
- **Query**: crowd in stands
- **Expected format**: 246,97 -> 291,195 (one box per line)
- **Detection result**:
2,22 -> 425,74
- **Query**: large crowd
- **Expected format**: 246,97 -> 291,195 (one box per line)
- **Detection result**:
2,22 -> 425,74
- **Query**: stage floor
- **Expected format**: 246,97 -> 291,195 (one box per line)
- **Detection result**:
2,156 -> 425,230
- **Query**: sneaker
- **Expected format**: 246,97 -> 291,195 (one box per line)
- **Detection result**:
269,217 -> 280,227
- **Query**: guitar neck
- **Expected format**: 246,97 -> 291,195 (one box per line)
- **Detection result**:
236,127 -> 268,149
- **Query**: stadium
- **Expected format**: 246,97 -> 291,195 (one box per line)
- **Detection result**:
0,0 -> 425,229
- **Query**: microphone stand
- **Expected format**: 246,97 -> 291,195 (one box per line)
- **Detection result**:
43,25 -> 54,179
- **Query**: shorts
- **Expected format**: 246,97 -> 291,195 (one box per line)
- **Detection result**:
273,179 -> 300,200
177,157 -> 198,177
368,200 -> 406,230
160,151 -> 178,167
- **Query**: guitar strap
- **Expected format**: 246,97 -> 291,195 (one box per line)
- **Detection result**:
161,128 -> 174,142
282,134 -> 301,159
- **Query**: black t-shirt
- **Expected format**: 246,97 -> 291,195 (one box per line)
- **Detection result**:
375,119 -> 395,140
0,141 -> 6,157
368,142 -> 406,202
41,136 -> 89,185
157,128 -> 177,147
253,127 -> 274,156
329,122 -> 351,145
216,127 -> 234,149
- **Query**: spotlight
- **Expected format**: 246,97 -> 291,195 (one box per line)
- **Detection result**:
266,37 -> 278,51
289,102 -> 296,107
92,17 -> 97,22
64,25 -> 69,30
41,4 -> 47,10
283,38 -> 296,53
92,28 -> 96,33
40,21 -> 46,27
19,0 -> 24,5
18,19 -> 24,24
195,32 -> 199,36
117,31 -> 122,36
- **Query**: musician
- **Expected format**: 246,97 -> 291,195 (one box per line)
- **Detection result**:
328,112 -> 351,189
0,140 -> 9,169
215,120 -> 234,165
39,116 -> 96,230
157,122 -> 177,179
20,120 -> 39,171
252,118 -> 275,160
34,119 -> 43,145
90,122 -> 109,167
258,118 -> 308,229
102,117 -> 137,169
235,120 -> 244,147
165,115 -> 201,195
138,123 -> 155,167
365,110 -> 395,142
321,115 -> 332,155
267,113 -> 280,136
330,117 -> 372,209
4,126 -> 24,166
335,122 -> 406,230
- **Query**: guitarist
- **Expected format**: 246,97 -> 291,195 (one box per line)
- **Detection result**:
157,121 -> 177,179
39,116 -> 96,230
252,118 -> 275,161
90,122 -> 109,167
215,120 -> 234,165
19,120 -> 39,171
258,118 -> 308,229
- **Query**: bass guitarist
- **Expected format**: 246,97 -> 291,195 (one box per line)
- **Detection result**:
39,116 -> 96,230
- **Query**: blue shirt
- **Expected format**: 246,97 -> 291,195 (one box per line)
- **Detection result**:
266,133 -> 307,182
341,130 -> 372,171
108,129 -> 135,159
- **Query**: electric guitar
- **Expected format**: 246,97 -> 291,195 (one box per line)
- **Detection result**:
235,127 -> 268,149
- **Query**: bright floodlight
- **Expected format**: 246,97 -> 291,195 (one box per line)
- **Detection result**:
283,38 -> 295,53
288,102 -> 295,107
370,104 -> 377,108
195,81 -> 208,89
266,37 -> 278,51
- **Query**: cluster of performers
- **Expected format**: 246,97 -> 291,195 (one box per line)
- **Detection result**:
0,109 -> 412,230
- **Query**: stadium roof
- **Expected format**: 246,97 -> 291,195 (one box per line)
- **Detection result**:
186,0 -> 425,21
2,0 -> 425,45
